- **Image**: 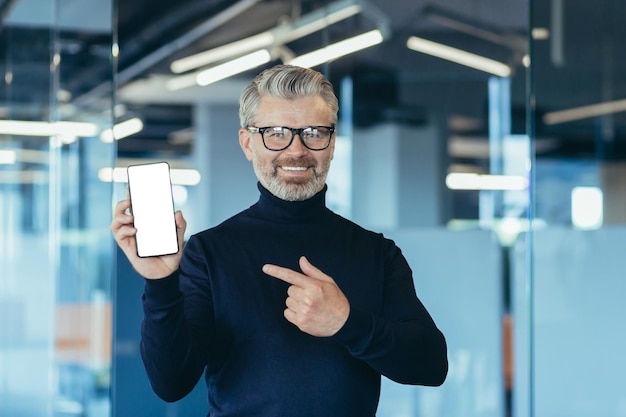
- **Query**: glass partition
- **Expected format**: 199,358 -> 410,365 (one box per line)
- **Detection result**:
514,1 -> 626,417
0,0 -> 114,416
11,0 -> 626,416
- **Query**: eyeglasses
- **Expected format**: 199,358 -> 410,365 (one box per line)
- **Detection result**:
246,125 -> 335,151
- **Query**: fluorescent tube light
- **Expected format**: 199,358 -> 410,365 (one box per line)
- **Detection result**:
0,150 -> 17,164
171,32 -> 275,74
446,173 -> 528,190
51,134 -> 79,147
98,167 -> 201,186
170,0 -> 362,73
0,149 -> 48,164
571,186 -> 603,230
196,49 -> 272,86
287,29 -> 383,68
167,49 -> 271,91
170,169 -> 202,186
0,170 -> 48,184
532,28 -> 550,40
166,72 -> 199,91
406,36 -> 511,77
0,120 -> 98,137
100,117 -> 144,143
543,98 -> 626,125
98,167 -> 128,183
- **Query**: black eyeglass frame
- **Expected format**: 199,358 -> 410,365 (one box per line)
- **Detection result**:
246,125 -> 335,151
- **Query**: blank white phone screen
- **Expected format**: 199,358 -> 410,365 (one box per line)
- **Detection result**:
127,162 -> 179,257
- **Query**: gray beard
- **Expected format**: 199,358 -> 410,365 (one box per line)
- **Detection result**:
253,157 -> 330,201
264,176 -> 321,201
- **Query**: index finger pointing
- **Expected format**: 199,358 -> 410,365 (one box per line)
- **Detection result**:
262,264 -> 308,287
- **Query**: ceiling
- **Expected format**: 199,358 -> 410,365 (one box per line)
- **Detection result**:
2,0 -> 626,162
112,0 -> 530,160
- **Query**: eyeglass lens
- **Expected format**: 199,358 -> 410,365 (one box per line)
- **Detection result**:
262,126 -> 332,150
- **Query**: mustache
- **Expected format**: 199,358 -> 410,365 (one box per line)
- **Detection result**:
273,156 -> 317,169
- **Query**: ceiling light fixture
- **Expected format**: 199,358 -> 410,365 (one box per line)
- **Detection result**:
571,186 -> 603,230
0,150 -> 17,164
446,172 -> 528,191
196,49 -> 272,86
287,29 -> 384,68
0,170 -> 48,185
406,36 -> 512,77
98,167 -> 201,186
165,72 -> 200,91
167,49 -> 272,91
171,32 -> 276,74
543,98 -> 626,125
170,0 -> 362,74
532,27 -> 550,40
100,117 -> 144,143
0,120 -> 98,137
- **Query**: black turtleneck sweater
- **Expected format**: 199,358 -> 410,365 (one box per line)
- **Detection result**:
140,183 -> 447,417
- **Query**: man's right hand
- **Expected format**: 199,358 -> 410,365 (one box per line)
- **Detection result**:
110,199 -> 187,279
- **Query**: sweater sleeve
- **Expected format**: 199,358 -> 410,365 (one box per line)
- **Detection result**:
140,236 -> 213,402
330,243 -> 448,386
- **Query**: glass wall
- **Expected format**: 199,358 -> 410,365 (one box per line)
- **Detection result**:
513,1 -> 626,417
0,0 -> 114,416
2,0 -> 625,416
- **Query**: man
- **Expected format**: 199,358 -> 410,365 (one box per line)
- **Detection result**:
111,64 -> 447,417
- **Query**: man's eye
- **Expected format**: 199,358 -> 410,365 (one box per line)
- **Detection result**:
268,130 -> 287,139
303,129 -> 320,139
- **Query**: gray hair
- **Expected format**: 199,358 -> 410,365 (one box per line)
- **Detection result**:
238,65 -> 339,128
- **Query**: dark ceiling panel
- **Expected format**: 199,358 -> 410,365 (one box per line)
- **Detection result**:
3,0 -> 626,160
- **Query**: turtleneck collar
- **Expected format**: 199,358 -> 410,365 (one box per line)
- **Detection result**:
249,182 -> 330,223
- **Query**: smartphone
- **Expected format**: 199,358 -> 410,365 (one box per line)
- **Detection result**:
127,162 -> 179,257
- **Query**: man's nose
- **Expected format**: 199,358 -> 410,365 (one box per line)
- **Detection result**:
285,132 -> 308,153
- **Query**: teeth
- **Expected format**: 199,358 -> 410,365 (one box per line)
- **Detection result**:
282,166 -> 307,171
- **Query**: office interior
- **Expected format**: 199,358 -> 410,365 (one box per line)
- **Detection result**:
1,0 -> 625,415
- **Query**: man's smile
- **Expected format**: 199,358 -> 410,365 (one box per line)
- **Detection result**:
281,166 -> 308,171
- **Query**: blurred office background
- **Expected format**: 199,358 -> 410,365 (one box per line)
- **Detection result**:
1,0 -> 625,416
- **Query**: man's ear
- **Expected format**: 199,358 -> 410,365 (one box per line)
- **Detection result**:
238,128 -> 253,161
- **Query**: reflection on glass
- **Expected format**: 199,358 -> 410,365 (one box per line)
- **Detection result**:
0,0 -> 114,416
516,1 -> 626,417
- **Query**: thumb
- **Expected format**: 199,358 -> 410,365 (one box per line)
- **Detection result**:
175,211 -> 187,245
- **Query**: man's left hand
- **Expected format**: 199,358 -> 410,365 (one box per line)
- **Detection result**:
263,256 -> 350,337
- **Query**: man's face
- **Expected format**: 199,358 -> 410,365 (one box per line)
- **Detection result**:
239,95 -> 335,201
